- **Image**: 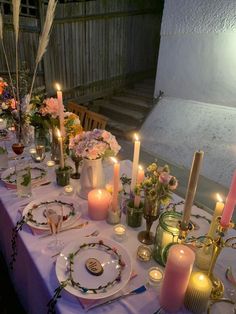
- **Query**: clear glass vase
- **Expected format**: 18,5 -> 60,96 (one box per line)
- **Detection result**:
34,126 -> 51,152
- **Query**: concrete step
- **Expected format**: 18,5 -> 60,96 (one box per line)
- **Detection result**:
106,119 -> 138,139
111,96 -> 151,112
134,82 -> 155,93
124,89 -> 154,102
99,101 -> 145,125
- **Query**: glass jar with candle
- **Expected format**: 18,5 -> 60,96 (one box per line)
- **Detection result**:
55,166 -> 72,186
153,210 -> 182,266
126,200 -> 144,228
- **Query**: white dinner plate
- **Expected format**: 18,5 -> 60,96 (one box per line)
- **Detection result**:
1,165 -> 47,189
22,196 -> 81,230
55,237 -> 132,300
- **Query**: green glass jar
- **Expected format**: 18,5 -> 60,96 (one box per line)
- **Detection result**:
126,200 -> 144,228
55,166 -> 72,186
153,210 -> 182,266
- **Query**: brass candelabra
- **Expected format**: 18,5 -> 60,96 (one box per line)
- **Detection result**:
184,217 -> 236,300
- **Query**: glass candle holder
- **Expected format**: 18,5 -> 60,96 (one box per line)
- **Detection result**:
153,210 -> 182,266
47,160 -> 55,167
148,267 -> 163,286
137,245 -> 152,262
126,200 -> 144,228
113,224 -> 126,241
55,166 -> 71,186
64,185 -> 74,195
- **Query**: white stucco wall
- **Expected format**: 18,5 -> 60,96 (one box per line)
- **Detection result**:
144,0 -> 236,187
155,0 -> 236,106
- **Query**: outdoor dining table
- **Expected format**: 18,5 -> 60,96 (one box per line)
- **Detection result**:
0,157 -> 236,314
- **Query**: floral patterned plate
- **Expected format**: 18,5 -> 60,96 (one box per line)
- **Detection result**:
22,196 -> 81,231
55,237 -> 132,300
1,165 -> 47,189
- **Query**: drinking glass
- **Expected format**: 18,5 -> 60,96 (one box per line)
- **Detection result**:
46,204 -> 64,252
15,160 -> 32,198
30,138 -> 46,163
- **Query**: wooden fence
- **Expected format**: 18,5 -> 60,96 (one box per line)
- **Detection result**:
0,0 -> 162,101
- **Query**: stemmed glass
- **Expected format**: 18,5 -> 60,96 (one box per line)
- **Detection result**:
46,204 -> 64,252
138,196 -> 161,245
70,150 -> 81,179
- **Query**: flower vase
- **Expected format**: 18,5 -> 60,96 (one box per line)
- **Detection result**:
137,195 -> 161,245
79,158 -> 105,199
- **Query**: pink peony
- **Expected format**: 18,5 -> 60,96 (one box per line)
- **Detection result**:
159,172 -> 171,185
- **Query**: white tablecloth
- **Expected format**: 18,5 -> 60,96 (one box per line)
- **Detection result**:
0,159 -> 236,314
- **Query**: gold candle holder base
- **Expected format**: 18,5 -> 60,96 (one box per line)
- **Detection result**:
209,274 -> 224,300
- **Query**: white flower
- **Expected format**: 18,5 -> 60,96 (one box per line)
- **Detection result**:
1,102 -> 8,110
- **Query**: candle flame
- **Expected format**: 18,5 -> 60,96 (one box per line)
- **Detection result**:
138,165 -> 143,170
110,157 -> 118,164
55,83 -> 61,91
216,193 -> 223,203
98,189 -> 102,195
134,133 -> 139,141
56,128 -> 61,138
198,274 -> 205,281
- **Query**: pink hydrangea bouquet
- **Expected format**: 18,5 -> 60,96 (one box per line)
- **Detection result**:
69,129 -> 121,160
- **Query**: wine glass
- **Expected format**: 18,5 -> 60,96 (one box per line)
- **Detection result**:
138,196 -> 161,245
46,204 -> 64,252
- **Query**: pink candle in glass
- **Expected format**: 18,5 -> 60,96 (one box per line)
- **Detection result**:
88,189 -> 112,220
220,170 -> 236,227
160,244 -> 195,312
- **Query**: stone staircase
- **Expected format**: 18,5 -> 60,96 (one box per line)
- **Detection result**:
97,78 -> 155,138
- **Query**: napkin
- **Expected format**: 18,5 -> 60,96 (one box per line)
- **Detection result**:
78,271 -> 138,311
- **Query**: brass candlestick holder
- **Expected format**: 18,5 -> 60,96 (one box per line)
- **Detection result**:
178,220 -> 194,240
207,218 -> 235,299
184,217 -> 236,300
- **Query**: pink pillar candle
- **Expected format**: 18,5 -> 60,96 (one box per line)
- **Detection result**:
88,189 -> 112,220
160,244 -> 195,312
220,170 -> 236,227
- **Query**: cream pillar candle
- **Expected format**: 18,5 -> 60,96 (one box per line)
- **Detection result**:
56,128 -> 65,169
181,150 -> 204,229
110,157 -> 120,211
55,83 -> 65,137
207,193 -> 224,239
184,272 -> 212,314
160,244 -> 195,312
134,165 -> 145,208
131,133 -> 140,191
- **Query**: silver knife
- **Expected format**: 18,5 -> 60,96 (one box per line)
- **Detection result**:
86,285 -> 147,311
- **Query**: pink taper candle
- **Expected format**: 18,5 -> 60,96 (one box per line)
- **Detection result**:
160,244 -> 195,312
220,170 -> 236,227
88,189 -> 111,220
56,83 -> 65,137
111,157 -> 120,211
134,165 -> 145,208
131,133 -> 140,191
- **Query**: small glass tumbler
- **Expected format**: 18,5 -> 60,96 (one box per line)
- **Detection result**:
0,142 -> 8,169
16,160 -> 32,198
